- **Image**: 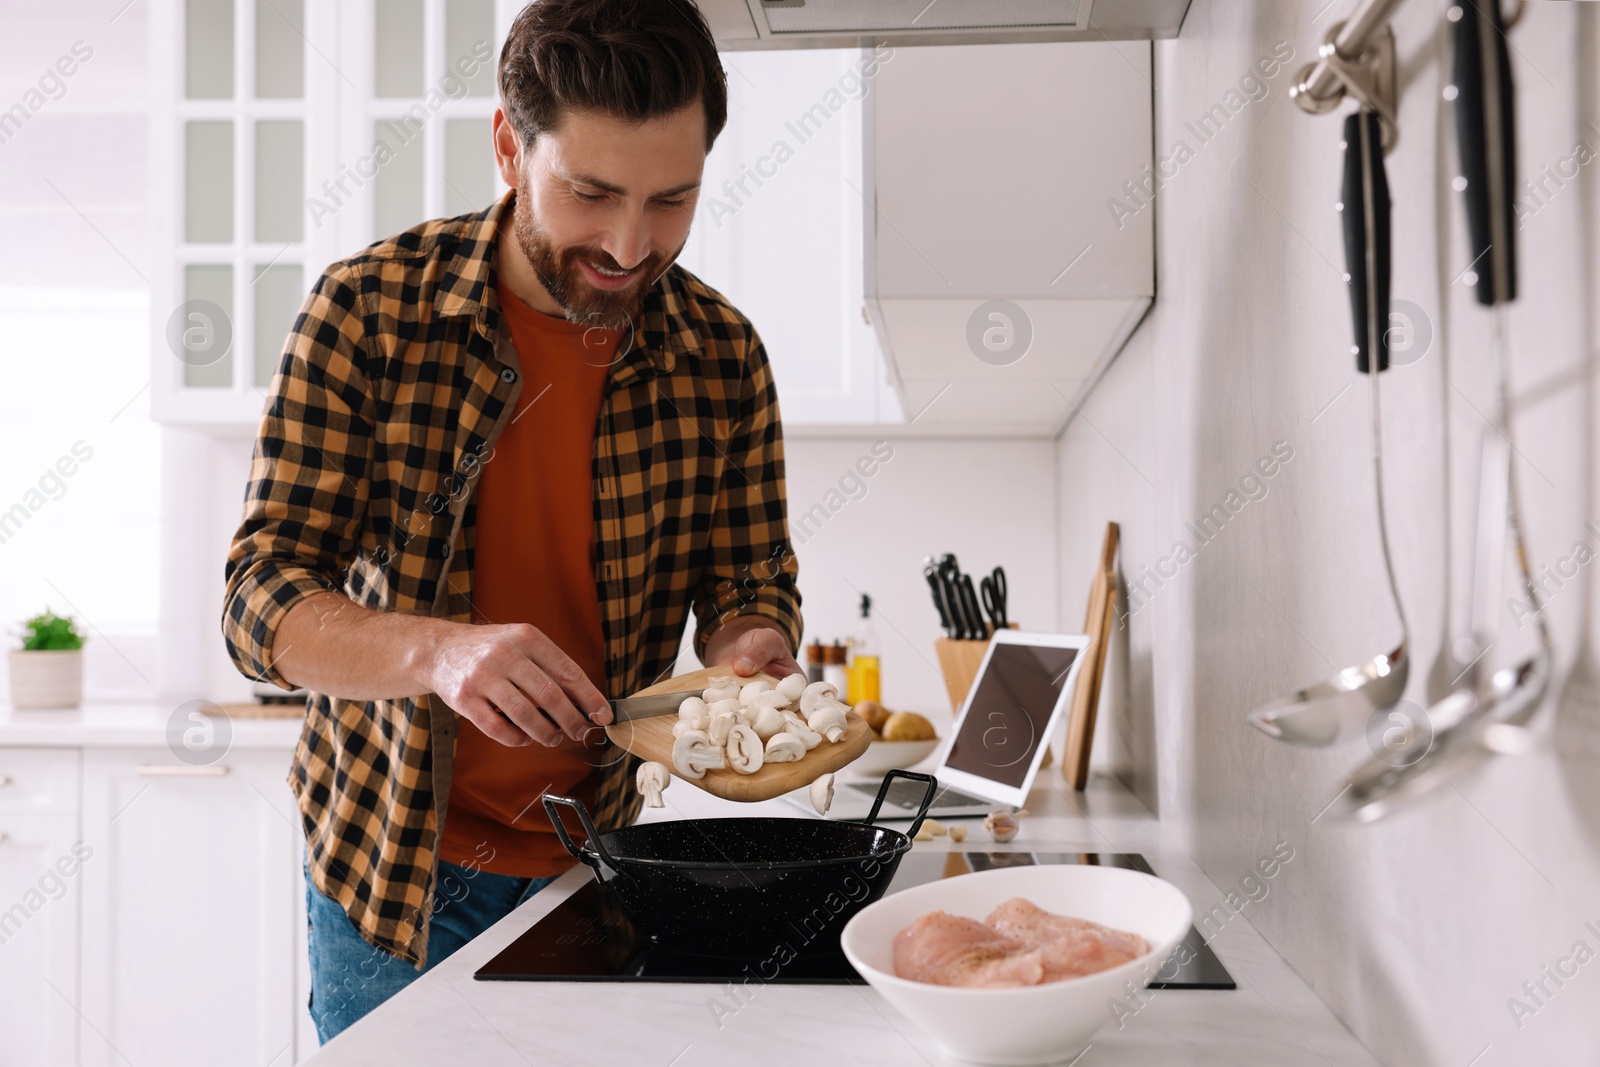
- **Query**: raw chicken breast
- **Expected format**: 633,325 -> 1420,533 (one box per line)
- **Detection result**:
892,911 -> 1045,988
985,898 -> 1148,980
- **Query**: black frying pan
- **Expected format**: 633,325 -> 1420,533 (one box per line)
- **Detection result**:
544,769 -> 938,956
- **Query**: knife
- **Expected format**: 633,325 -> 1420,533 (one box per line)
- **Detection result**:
608,691 -> 691,722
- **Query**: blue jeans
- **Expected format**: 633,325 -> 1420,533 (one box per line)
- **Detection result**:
304,859 -> 557,1043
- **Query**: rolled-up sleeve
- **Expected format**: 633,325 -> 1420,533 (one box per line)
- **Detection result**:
222,263 -> 376,688
692,329 -> 803,660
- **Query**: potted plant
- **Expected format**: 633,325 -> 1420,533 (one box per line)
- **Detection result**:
9,610 -> 86,709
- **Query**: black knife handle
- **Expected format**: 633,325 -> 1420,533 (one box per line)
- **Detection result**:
1340,109 -> 1392,373
1451,0 -> 1517,306
924,569 -> 953,635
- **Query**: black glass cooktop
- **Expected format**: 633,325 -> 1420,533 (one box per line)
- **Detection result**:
474,851 -> 1235,990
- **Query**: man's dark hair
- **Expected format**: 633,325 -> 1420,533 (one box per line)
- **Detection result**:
498,0 -> 727,151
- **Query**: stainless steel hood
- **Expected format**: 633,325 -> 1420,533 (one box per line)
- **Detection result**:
701,0 -> 1191,49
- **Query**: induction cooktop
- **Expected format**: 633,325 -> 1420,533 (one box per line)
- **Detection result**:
474,850 -> 1235,990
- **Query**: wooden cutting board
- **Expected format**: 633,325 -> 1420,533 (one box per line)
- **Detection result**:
605,665 -> 872,803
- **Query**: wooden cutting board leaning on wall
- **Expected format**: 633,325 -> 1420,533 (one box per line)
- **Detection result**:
1064,522 -> 1119,790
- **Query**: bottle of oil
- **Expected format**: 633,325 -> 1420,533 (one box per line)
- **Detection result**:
847,593 -> 881,704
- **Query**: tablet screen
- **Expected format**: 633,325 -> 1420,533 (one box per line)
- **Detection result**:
943,643 -> 1080,789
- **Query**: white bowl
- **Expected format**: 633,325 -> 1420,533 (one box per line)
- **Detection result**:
841,864 -> 1192,1066
845,737 -> 940,777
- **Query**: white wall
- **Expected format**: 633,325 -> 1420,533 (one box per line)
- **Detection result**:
1060,2 -> 1600,1063
782,434 -> 1059,716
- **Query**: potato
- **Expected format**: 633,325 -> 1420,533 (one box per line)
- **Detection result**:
855,699 -> 891,734
881,711 -> 935,742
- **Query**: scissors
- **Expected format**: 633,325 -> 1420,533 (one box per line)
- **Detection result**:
980,566 -> 1008,630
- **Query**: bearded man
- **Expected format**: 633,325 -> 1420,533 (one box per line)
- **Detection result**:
221,0 -> 802,1041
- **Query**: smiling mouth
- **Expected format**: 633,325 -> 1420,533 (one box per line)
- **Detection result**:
586,259 -> 635,279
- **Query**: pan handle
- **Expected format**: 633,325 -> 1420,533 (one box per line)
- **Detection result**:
863,769 -> 939,838
543,794 -> 627,883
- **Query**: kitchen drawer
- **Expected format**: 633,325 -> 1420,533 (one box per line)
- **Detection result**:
0,748 -> 80,815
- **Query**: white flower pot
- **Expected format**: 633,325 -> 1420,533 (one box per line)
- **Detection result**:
8,649 -> 84,709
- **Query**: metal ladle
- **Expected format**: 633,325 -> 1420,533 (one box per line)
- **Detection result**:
1336,0 -> 1553,820
1337,315 -> 1553,822
1248,108 -> 1409,746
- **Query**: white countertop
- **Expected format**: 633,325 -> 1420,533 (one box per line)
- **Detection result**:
0,703 -> 302,747
304,770 -> 1380,1067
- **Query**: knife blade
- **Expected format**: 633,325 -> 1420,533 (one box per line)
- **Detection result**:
608,691 -> 690,722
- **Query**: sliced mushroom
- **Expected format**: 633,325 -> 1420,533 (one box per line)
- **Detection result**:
707,698 -> 742,721
677,696 -> 709,731
780,712 -> 823,750
800,681 -> 840,715
635,762 -> 671,808
739,679 -> 774,703
671,730 -> 725,780
703,676 -> 741,703
750,704 -> 788,740
707,707 -> 737,746
775,673 -> 808,703
747,689 -> 791,710
672,718 -> 700,738
764,732 -> 806,763
725,723 -> 765,774
806,704 -> 849,743
810,772 -> 836,816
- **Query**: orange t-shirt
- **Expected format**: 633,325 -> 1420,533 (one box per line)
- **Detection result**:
437,284 -> 618,878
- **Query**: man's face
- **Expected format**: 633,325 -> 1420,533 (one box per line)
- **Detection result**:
496,105 -> 706,328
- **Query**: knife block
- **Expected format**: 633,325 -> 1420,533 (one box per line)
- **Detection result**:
933,637 -> 992,713
935,624 -> 1053,766
934,622 -> 1023,710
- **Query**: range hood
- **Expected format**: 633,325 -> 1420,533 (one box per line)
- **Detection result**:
701,0 -> 1191,49
861,40 -> 1155,434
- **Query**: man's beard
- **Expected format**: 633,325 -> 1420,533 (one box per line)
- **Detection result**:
511,181 -> 681,330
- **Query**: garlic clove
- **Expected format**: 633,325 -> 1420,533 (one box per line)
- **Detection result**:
948,825 -> 968,843
984,809 -> 1024,843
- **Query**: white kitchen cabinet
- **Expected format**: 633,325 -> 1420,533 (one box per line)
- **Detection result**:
677,48 -> 893,425
0,748 -> 82,1067
77,746 -> 304,1067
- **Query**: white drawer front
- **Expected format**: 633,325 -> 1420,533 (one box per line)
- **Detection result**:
0,749 -> 80,815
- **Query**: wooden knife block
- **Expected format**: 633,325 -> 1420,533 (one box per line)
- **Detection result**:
934,625 -> 1051,767
933,637 -> 993,712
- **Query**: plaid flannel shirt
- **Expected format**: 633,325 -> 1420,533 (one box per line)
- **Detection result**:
222,193 -> 802,967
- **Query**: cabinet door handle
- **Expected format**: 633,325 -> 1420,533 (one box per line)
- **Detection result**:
0,833 -> 9,845
136,765 -> 230,777
0,775 -> 12,787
